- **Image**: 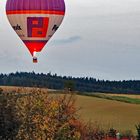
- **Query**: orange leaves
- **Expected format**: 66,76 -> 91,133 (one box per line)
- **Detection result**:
0,89 -> 136,139
10,89 -> 80,139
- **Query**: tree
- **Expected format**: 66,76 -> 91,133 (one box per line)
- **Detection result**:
0,88 -> 3,94
0,88 -> 82,139
0,93 -> 21,139
64,80 -> 75,91
136,123 -> 140,140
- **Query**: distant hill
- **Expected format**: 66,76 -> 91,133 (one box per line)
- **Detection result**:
0,72 -> 140,94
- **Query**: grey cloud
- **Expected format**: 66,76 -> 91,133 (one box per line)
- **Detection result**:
51,36 -> 82,45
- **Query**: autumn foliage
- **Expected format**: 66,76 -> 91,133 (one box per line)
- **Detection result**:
0,88 -> 136,140
0,88 -> 83,140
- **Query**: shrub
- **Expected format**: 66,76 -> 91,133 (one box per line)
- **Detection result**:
121,130 -> 134,139
83,126 -> 106,140
0,93 -> 21,139
108,128 -> 117,138
136,123 -> 140,140
0,88 -> 3,94
64,80 -> 75,91
0,88 -> 83,139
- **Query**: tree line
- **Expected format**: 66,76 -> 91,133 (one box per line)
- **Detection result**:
0,72 -> 140,94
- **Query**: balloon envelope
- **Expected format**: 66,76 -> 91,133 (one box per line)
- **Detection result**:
6,0 -> 65,61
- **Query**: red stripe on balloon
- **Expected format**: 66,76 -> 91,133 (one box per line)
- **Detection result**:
6,10 -> 65,15
23,40 -> 47,55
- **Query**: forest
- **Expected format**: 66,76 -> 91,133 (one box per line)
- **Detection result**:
0,72 -> 139,94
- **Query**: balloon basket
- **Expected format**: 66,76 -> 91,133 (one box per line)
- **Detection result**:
33,57 -> 38,63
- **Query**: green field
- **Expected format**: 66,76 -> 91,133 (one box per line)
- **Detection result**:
79,93 -> 140,104
1,86 -> 140,133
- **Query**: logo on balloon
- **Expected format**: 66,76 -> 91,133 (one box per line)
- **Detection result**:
27,17 -> 49,38
52,25 -> 59,31
12,24 -> 22,31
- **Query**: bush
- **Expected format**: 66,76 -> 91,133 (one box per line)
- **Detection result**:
121,130 -> 134,139
0,89 -> 83,139
136,123 -> 140,140
15,89 -> 82,139
64,80 -> 75,91
108,128 -> 116,138
0,93 -> 21,139
83,124 -> 106,140
0,88 -> 3,94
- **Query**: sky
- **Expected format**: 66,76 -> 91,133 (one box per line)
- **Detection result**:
0,0 -> 140,80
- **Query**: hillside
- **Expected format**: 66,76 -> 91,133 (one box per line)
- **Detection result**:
0,72 -> 140,93
1,86 -> 140,134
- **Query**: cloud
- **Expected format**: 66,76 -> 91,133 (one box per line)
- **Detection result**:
51,36 -> 82,45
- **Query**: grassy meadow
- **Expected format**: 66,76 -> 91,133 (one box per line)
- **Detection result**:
0,86 -> 140,134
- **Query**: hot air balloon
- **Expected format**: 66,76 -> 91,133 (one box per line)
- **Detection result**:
6,0 -> 65,63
